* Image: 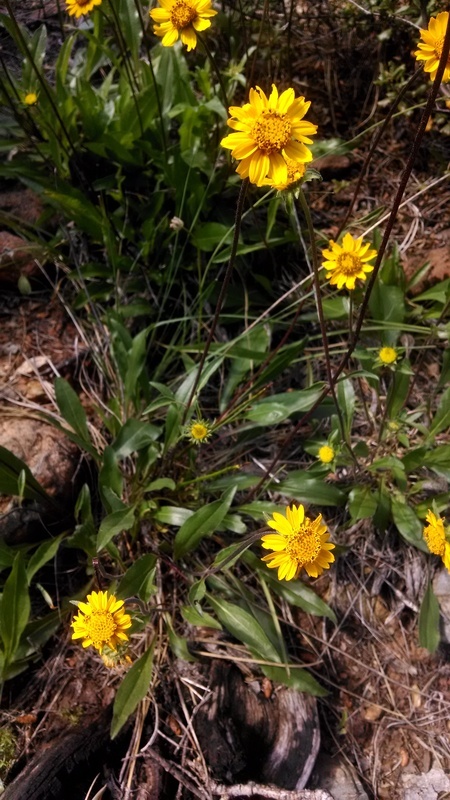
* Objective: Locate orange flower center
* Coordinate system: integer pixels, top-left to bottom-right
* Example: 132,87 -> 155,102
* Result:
379,347 -> 397,365
336,252 -> 362,276
191,423 -> 208,440
424,523 -> 445,556
251,110 -> 292,153
434,36 -> 450,66
286,521 -> 321,564
76,0 -> 91,6
84,611 -> 117,648
286,159 -> 305,183
170,1 -> 196,29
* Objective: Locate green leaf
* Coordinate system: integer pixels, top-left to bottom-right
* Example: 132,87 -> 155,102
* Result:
181,605 -> 222,630
0,540 -> 15,571
207,596 -> 281,662
212,537 -> 257,571
124,328 -> 149,411
112,420 -> 160,458
220,325 -> 271,411
207,595 -> 326,694
97,507 -> 136,551
116,555 -> 157,602
191,222 -> 233,252
391,494 -> 428,552
418,583 -> 440,654
145,478 -> 176,492
99,446 -> 123,508
260,663 -> 327,696
336,377 -> 355,438
348,487 -> 378,521
174,487 -> 236,559
26,535 -> 64,583
163,403 -> 183,453
188,579 -> 206,604
415,278 -> 450,303
428,386 -> 450,441
0,553 -> 31,668
277,473 -> 346,506
44,185 -> 104,240
154,506 -> 193,527
0,445 -> 53,505
368,283 -> 405,345
423,445 -> 450,480
386,367 -> 411,419
246,385 -> 325,425
243,552 -> 336,622
54,377 -> 90,444
165,616 -> 197,662
111,642 -> 155,739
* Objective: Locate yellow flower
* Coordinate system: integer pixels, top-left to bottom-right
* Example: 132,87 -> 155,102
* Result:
184,418 -> 213,445
264,158 -> 306,191
322,232 -> 377,291
24,92 -> 38,106
71,590 -> 132,653
379,346 -> 397,365
261,504 -> 335,581
221,84 -> 317,187
65,0 -> 102,17
423,510 -> 450,571
149,0 -> 217,52
318,445 -> 335,464
415,12 -> 450,84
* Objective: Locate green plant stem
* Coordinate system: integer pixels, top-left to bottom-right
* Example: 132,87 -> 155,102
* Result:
131,0 -> 168,159
296,189 -> 357,465
182,178 -> 249,423
214,300 -> 304,426
101,5 -> 144,137
197,33 -> 229,110
243,24 -> 450,502
3,0 -> 76,156
376,371 -> 391,445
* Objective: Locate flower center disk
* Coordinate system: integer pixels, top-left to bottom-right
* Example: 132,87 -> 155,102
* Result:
286,522 -> 321,564
336,252 -> 362,276
86,611 -> 117,647
251,111 -> 292,154
170,1 -> 196,29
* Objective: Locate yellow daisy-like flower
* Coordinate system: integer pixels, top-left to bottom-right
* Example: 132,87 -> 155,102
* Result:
24,92 -> 38,106
415,12 -> 450,84
149,0 -> 217,52
221,84 -> 317,188
71,590 -> 132,653
318,445 -> 335,464
184,418 -> 213,445
264,158 -> 306,191
322,232 -> 377,291
261,504 -> 335,581
65,0 -> 102,17
379,346 -> 397,365
423,510 -> 450,571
